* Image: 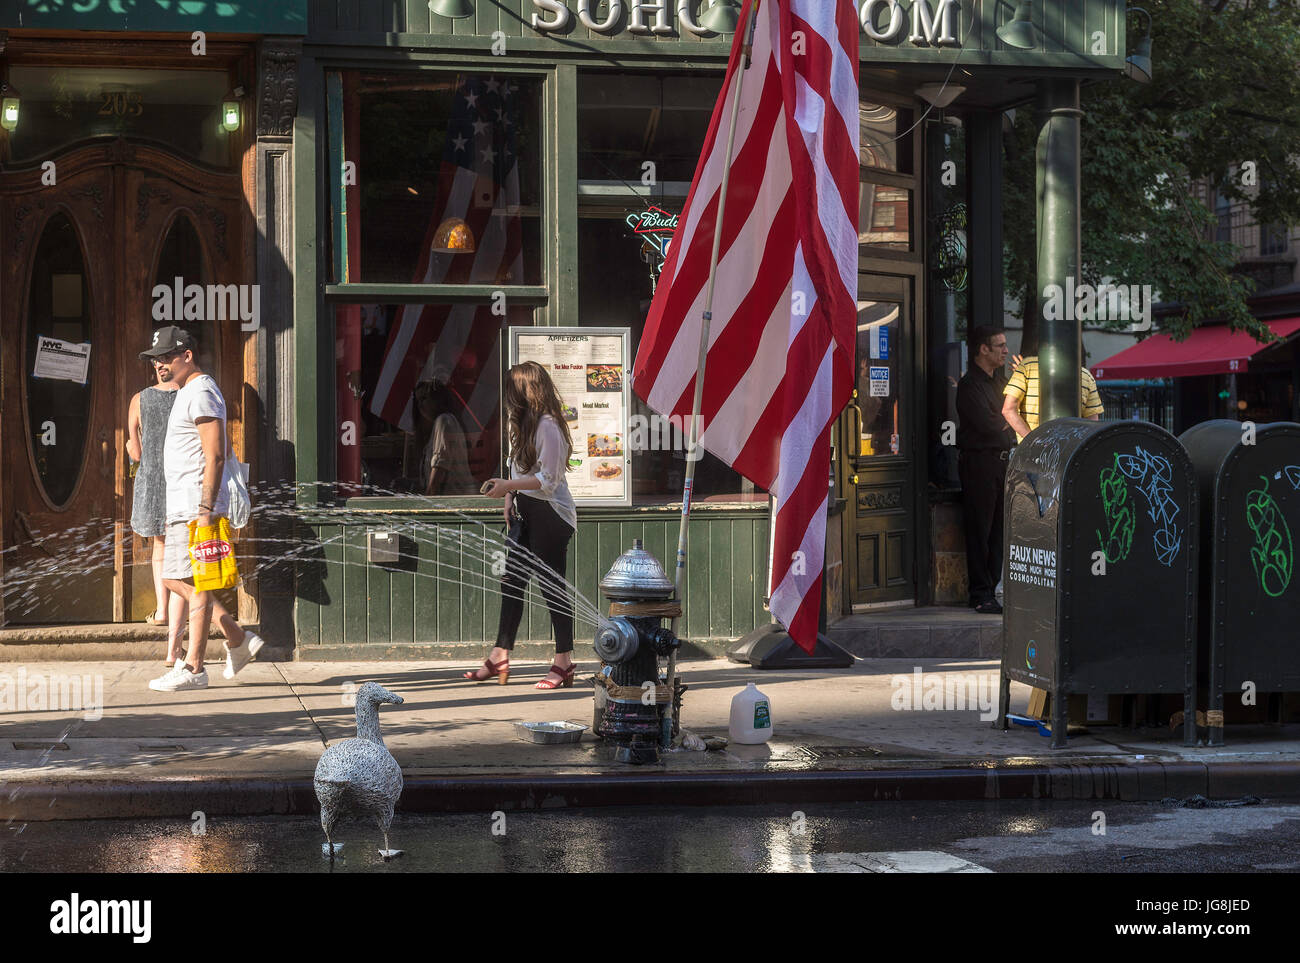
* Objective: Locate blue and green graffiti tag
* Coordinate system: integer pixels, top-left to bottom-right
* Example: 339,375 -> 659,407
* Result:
1116,447 -> 1183,566
1246,475 -> 1293,598
1097,454 -> 1136,563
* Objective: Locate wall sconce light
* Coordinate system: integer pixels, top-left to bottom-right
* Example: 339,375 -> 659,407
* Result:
0,83 -> 20,132
1126,7 -> 1153,84
996,0 -> 1039,51
221,86 -> 245,132
428,0 -> 474,19
916,83 -> 965,109
432,217 -> 477,254
700,0 -> 741,34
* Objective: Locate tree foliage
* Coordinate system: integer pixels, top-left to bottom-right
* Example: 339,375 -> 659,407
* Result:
1003,0 -> 1300,351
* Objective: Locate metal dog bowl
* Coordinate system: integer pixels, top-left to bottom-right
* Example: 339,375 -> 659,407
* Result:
514,721 -> 588,745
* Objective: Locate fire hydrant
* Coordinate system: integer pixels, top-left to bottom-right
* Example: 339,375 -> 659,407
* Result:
591,540 -> 684,765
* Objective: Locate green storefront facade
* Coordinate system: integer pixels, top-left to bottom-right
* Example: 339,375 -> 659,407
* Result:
0,1 -> 1130,653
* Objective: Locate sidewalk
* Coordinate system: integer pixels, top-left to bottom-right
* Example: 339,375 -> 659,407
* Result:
3,656 -> 1300,819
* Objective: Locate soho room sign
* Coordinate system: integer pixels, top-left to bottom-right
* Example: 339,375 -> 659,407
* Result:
528,0 -> 962,46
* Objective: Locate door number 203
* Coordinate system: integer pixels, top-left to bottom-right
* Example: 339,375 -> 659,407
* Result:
99,91 -> 144,117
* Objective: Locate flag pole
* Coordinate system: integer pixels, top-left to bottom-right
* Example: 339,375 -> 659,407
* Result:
665,0 -> 760,739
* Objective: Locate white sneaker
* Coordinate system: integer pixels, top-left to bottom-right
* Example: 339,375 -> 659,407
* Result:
223,632 -> 265,680
149,664 -> 184,690
149,663 -> 208,692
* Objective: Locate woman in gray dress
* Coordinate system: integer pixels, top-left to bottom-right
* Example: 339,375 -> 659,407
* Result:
128,362 -> 186,661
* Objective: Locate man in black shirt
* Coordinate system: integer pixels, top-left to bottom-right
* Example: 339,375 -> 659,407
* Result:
956,326 -> 1015,614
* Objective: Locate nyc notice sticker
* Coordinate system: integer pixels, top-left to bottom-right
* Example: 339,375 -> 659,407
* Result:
33,337 -> 91,384
869,366 -> 890,397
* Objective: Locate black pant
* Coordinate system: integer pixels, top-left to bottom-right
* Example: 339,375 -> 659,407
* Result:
495,492 -> 575,654
959,449 -> 1007,605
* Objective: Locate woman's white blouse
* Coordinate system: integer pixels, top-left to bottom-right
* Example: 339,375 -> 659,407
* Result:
510,414 -> 577,530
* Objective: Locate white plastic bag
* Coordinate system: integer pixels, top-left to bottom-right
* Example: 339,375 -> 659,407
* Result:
225,447 -> 251,530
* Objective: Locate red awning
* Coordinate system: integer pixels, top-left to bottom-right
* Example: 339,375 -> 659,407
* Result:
1092,318 -> 1300,380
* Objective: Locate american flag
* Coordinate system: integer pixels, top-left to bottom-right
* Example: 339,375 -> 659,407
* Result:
369,75 -> 524,481
631,0 -> 859,652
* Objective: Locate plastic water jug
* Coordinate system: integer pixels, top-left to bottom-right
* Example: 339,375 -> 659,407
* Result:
729,682 -> 773,744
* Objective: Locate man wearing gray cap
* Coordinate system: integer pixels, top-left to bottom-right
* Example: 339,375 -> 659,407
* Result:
140,326 -> 266,693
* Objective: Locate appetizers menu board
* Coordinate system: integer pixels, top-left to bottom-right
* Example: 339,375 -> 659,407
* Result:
509,327 -> 631,506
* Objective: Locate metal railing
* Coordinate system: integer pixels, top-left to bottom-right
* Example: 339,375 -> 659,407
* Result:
1215,202 -> 1292,259
1097,383 -> 1175,433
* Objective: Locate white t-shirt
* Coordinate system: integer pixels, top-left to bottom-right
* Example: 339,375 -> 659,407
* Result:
164,374 -> 230,523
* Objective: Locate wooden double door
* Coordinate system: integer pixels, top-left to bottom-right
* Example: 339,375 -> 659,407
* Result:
0,139 -> 249,623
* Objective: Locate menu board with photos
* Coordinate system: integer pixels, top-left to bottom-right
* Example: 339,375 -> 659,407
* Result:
508,327 -> 631,506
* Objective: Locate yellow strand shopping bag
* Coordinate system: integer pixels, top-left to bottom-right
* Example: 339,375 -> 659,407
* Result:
188,517 -> 239,591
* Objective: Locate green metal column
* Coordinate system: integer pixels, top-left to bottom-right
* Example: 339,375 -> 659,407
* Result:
1034,78 -> 1082,425
550,64 -> 579,327
294,57 -> 321,508
968,111 -> 1003,331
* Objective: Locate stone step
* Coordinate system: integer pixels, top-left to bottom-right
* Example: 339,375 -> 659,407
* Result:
0,622 -> 290,663
827,607 -> 1002,659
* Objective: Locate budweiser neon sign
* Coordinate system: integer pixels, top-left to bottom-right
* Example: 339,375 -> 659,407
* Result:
631,207 -> 679,237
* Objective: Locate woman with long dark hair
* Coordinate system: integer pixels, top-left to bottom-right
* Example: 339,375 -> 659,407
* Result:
467,361 -> 578,689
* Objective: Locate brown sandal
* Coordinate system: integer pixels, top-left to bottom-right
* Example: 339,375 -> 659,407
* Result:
145,613 -> 168,626
534,663 -> 575,690
464,657 -> 510,685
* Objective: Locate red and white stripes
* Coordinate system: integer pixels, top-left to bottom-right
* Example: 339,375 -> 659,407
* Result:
632,0 -> 859,651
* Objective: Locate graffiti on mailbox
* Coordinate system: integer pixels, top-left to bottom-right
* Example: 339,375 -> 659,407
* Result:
1095,447 -> 1183,566
1283,465 -> 1300,491
1097,456 -> 1136,563
1246,475 -> 1294,598
1114,447 -> 1183,566
1018,422 -> 1094,517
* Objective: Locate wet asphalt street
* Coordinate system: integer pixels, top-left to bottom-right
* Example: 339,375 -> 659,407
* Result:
3,798 -> 1300,873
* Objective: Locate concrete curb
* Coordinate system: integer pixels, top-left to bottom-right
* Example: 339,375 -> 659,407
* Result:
6,761 -> 1300,821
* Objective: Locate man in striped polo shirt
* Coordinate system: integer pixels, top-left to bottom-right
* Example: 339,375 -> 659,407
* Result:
1001,357 -> 1104,442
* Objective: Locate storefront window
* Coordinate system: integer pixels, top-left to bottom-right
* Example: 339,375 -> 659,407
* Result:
577,70 -> 760,504
859,182 -> 912,250
334,302 -> 533,498
858,96 -> 915,253
577,217 -> 763,504
859,102 -> 913,174
577,72 -> 721,185
855,299 -> 904,457
5,66 -> 234,167
329,71 -> 543,285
